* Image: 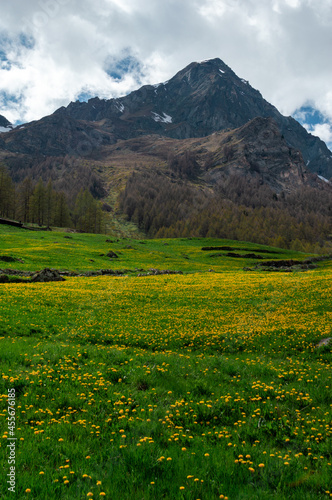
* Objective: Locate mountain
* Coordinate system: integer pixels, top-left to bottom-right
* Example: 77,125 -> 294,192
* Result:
62,58 -> 332,178
2,59 -> 332,249
201,116 -> 315,193
1,58 -> 332,179
103,116 -> 314,193
0,109 -> 114,157
0,114 -> 12,133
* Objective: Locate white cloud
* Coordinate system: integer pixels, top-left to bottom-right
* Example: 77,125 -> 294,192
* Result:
0,0 -> 331,150
304,123 -> 332,146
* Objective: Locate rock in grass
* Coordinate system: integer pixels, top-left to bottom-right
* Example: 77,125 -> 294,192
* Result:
107,250 -> 118,258
30,268 -> 65,282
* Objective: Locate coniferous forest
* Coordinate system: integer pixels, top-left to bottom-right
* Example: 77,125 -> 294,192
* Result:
119,169 -> 332,253
0,163 -> 105,233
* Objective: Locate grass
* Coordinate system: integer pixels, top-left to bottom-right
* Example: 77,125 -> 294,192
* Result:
0,224 -> 310,273
0,225 -> 331,499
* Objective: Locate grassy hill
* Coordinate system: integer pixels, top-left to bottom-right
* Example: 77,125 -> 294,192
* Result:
0,224 -> 314,273
0,226 -> 331,499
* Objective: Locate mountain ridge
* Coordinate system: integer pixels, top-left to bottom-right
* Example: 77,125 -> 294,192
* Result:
62,57 -> 332,178
0,57 -> 332,196
2,58 -> 331,180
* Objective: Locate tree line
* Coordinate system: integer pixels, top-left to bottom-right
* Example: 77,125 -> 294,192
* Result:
0,164 -> 106,233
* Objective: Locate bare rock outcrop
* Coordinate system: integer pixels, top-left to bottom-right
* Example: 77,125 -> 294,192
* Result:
30,268 -> 65,282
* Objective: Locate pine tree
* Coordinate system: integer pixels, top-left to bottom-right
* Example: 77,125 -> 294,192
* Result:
74,188 -> 105,233
45,179 -> 55,228
54,192 -> 72,228
30,178 -> 46,225
0,164 -> 16,219
17,177 -> 34,223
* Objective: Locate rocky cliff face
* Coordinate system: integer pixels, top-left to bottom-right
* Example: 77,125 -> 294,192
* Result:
202,117 -> 314,193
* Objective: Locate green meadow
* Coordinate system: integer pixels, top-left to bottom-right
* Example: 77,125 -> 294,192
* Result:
0,225 -> 331,499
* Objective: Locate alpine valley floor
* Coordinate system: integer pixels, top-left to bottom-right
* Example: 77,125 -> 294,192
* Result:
0,226 -> 331,499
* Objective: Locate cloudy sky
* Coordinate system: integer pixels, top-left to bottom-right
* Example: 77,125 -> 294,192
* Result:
0,0 -> 332,148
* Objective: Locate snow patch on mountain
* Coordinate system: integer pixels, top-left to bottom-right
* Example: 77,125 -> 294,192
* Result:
151,112 -> 172,124
0,126 -> 11,133
115,102 -> 124,113
318,175 -> 330,183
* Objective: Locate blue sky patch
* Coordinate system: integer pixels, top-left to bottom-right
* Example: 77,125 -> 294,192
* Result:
293,105 -> 332,150
76,91 -> 98,102
105,54 -> 142,81
293,105 -> 327,127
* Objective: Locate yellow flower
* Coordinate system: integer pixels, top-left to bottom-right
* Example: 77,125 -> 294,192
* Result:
258,463 -> 265,468
100,494 -> 106,497
204,453 -> 209,457
25,489 -> 31,493
180,486 -> 185,490
39,471 -> 44,475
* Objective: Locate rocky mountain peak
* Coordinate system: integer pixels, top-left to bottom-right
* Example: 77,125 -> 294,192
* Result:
168,58 -> 233,86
